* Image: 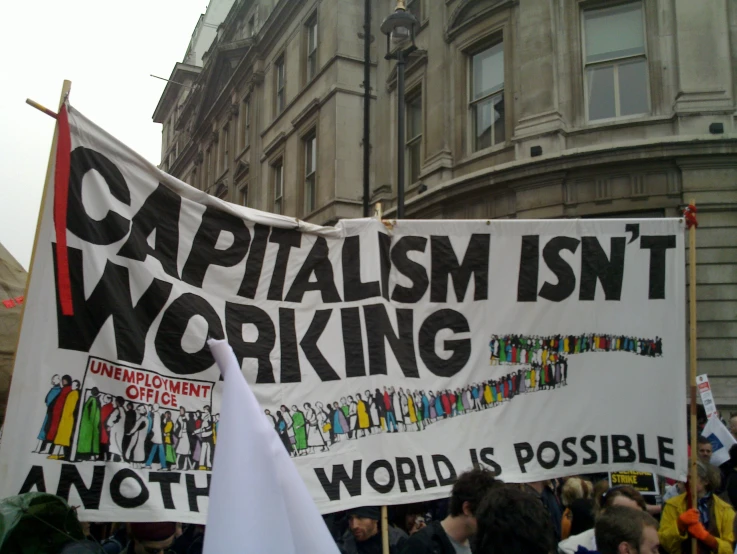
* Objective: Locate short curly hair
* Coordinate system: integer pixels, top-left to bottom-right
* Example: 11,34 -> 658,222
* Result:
448,468 -> 502,517
472,484 -> 555,554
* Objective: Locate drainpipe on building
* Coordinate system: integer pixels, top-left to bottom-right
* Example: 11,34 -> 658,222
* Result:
362,0 -> 371,217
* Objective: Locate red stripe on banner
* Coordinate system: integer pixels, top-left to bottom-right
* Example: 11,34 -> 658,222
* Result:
54,104 -> 73,316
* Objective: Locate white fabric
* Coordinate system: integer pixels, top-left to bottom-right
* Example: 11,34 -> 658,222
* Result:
702,416 -> 737,466
203,339 -> 339,554
558,528 -> 596,554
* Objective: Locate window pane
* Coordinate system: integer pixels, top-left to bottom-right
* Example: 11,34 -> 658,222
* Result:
492,93 -> 505,143
472,42 -> 504,101
407,95 -> 422,140
408,141 -> 421,184
407,0 -> 421,21
585,3 -> 644,63
619,58 -> 648,116
587,65 -> 616,120
473,99 -> 492,151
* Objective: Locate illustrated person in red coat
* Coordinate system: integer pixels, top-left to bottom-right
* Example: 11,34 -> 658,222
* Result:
99,394 -> 114,461
45,375 -> 72,443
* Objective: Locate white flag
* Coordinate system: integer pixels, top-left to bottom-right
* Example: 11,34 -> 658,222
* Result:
203,339 -> 340,554
701,416 -> 737,467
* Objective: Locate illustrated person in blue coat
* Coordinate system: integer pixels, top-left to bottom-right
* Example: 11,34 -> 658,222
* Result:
34,374 -> 61,454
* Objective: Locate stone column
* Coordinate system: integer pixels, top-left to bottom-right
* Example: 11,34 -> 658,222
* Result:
673,0 -> 734,117
513,0 -> 565,157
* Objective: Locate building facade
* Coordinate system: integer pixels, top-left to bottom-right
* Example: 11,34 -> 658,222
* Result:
154,0 -> 737,407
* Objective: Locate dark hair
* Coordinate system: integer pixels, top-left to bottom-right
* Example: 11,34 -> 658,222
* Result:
569,498 -> 595,536
473,484 -> 555,554
448,468 -> 502,517
598,485 -> 647,512
595,506 -> 657,554
697,435 -> 712,446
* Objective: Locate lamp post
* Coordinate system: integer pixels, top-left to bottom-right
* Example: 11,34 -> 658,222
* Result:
381,0 -> 419,219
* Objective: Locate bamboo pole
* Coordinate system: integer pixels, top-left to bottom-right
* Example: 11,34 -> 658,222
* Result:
688,199 -> 698,554
7,81 -> 72,388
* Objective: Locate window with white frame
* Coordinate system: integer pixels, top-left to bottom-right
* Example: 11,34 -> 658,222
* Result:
306,14 -> 318,82
275,55 -> 286,114
304,132 -> 317,214
239,97 -> 250,151
470,41 -> 505,151
583,2 -> 648,121
406,92 -> 422,184
273,160 -> 284,214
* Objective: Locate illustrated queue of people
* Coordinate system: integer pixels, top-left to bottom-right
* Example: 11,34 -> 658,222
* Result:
263,362 -> 568,458
34,374 -> 218,471
489,333 -> 663,366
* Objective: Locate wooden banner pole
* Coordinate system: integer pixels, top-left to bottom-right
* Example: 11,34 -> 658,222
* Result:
372,200 -> 390,554
381,505 -> 390,554
0,80 -> 73,425
688,199 -> 698,554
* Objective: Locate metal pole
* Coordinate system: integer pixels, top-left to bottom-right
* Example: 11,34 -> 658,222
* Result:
362,0 -> 371,217
396,48 -> 406,219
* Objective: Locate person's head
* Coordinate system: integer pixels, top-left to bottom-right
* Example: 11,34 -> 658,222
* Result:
126,402 -> 133,411
128,522 -> 177,554
137,405 -> 146,415
693,459 -> 721,498
569,498 -> 596,537
280,405 -> 288,413
115,395 -> 124,407
291,405 -> 298,412
595,506 -> 659,554
164,411 -> 171,422
62,375 -> 72,387
51,374 -> 60,385
304,402 -> 311,410
179,406 -> 186,416
697,435 -> 713,462
204,405 -> 211,414
347,506 -> 380,542
340,397 -> 346,405
598,486 -> 647,514
473,484 -> 555,554
561,477 -> 594,507
333,402 -> 339,408
447,468 -> 503,537
90,387 -> 99,397
264,409 -> 271,416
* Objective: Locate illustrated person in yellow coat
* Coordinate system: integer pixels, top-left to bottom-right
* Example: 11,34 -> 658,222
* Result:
356,393 -> 370,438
48,380 -> 80,461
659,460 -> 735,554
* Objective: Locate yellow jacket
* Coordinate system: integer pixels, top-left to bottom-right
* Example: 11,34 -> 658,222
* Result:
659,493 -> 735,554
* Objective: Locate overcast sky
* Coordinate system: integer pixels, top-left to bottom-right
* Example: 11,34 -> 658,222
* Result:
0,1 -> 208,269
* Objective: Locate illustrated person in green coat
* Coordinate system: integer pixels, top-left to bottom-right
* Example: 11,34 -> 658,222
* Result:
291,405 -> 308,454
76,387 -> 101,460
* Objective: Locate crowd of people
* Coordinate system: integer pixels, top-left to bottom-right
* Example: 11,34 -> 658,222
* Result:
33,375 -> 219,471
13,398 -> 737,554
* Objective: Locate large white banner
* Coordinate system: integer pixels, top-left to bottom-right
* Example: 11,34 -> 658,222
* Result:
0,105 -> 687,522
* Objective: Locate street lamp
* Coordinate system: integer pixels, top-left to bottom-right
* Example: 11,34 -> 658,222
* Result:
381,0 -> 419,219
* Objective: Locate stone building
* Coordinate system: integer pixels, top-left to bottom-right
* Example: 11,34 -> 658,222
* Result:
154,0 -> 737,407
